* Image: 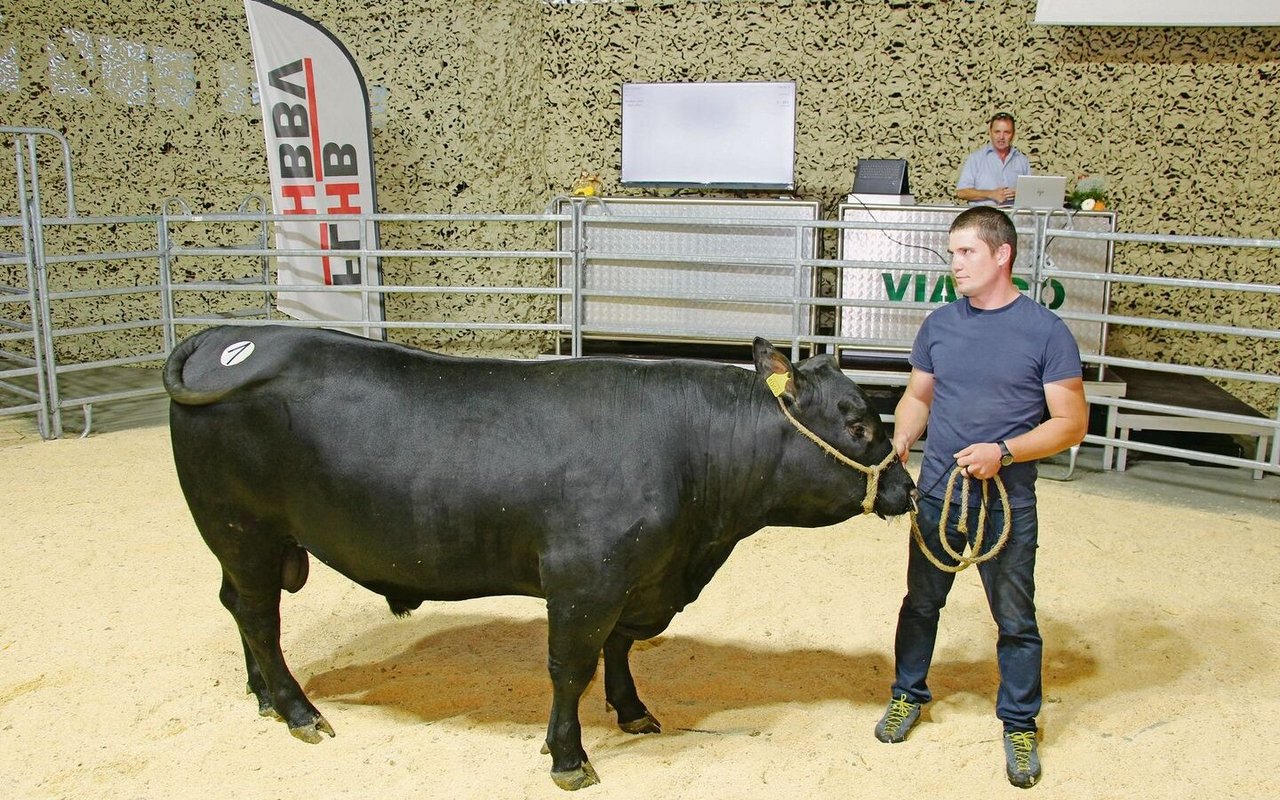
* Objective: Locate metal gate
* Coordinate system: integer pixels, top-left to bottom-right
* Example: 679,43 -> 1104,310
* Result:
0,126 -> 81,439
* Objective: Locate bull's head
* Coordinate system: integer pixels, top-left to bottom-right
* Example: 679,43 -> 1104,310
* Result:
753,338 -> 916,519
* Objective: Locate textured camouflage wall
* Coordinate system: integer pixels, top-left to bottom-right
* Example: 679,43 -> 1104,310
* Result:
2,1 -> 1276,404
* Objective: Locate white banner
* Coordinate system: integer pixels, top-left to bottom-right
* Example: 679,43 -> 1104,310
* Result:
244,0 -> 382,331
1035,0 -> 1279,26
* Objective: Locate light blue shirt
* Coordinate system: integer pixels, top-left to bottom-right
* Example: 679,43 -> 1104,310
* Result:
957,144 -> 1031,206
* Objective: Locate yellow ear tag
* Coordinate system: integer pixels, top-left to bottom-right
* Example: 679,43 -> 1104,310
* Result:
766,371 -> 791,398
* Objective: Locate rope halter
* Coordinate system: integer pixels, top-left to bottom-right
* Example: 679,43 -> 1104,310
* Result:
767,371 -> 898,515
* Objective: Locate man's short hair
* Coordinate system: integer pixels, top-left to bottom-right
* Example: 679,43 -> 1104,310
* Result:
950,205 -> 1017,266
989,112 -> 1015,127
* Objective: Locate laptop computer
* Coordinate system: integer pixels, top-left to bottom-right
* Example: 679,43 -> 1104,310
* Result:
1012,175 -> 1067,210
852,158 -> 910,195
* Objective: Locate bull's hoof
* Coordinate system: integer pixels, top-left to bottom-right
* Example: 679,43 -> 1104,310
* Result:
259,705 -> 283,721
550,761 -> 600,791
247,683 -> 277,719
288,714 -> 336,744
619,712 -> 662,735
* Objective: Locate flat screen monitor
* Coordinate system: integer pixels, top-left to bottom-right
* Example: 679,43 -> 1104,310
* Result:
620,81 -> 797,190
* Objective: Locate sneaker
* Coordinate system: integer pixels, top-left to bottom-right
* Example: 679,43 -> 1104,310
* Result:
874,693 -> 922,743
1003,730 -> 1042,788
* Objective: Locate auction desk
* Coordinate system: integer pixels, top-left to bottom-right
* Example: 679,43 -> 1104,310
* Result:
836,203 -> 1116,357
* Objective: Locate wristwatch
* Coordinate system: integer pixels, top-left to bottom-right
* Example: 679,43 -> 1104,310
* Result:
998,441 -> 1015,467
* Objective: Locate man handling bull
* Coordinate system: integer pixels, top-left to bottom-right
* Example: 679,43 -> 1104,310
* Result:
874,205 -> 1088,788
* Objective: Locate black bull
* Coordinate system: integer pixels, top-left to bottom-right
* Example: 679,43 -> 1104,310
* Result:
163,324 -> 915,790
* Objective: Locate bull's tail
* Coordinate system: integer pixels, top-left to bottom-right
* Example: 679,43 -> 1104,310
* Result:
163,327 -> 230,406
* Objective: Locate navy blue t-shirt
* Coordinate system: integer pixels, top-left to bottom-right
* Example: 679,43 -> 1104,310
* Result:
911,294 -> 1082,507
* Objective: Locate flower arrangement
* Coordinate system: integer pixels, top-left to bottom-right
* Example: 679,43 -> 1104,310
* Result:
1068,174 -> 1109,211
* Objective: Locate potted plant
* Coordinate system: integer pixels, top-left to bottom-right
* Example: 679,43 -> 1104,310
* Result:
1067,175 -> 1109,211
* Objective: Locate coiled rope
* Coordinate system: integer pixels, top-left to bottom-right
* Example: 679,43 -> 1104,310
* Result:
910,466 -> 1012,573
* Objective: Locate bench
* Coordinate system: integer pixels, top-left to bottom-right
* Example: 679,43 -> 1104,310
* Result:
1104,366 -> 1275,480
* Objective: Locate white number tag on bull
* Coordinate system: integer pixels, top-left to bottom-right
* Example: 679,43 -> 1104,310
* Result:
162,325 -> 915,791
219,341 -> 255,367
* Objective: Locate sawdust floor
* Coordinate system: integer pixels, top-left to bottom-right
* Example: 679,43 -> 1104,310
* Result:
1,422 -> 1277,799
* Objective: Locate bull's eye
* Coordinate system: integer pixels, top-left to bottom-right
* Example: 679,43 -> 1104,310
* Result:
847,423 -> 866,440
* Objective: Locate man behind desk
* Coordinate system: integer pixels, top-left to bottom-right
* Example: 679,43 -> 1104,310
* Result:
956,112 -> 1030,206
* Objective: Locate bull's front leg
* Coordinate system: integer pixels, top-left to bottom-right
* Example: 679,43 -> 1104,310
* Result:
543,598 -> 618,791
602,630 -> 661,735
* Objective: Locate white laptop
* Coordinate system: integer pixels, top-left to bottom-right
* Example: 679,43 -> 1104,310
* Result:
1012,175 -> 1067,210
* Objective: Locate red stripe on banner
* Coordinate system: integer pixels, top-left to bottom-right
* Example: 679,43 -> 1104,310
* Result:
304,57 -> 323,182
280,184 -> 316,214
319,219 -> 332,284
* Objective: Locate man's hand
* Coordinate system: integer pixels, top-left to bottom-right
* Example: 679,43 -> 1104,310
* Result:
953,442 -> 1003,479
892,433 -> 912,465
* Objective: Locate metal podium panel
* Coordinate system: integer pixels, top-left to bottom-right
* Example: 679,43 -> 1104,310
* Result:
837,204 -> 1114,355
558,197 -> 820,342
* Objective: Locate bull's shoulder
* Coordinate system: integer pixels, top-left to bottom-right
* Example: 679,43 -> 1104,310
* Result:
549,354 -> 754,382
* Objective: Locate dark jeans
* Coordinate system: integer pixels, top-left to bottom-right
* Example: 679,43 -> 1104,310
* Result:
891,493 -> 1042,733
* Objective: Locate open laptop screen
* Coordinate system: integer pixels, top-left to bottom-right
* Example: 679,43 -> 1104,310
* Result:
1013,175 -> 1067,210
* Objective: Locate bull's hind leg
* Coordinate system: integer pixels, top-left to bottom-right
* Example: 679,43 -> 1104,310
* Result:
602,630 -> 661,735
236,626 -> 272,717
235,546 -> 309,717
216,562 -> 334,743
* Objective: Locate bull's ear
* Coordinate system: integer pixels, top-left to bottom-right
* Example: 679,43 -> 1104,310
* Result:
752,337 -> 796,403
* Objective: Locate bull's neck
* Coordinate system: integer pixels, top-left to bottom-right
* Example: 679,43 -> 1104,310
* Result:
683,380 -> 788,543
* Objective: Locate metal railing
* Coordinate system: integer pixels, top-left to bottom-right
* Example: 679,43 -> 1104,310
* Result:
2,140 -> 1276,477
